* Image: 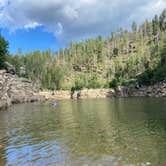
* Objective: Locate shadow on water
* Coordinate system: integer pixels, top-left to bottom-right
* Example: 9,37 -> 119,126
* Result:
0,98 -> 166,165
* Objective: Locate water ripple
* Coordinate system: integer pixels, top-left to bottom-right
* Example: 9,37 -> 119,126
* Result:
0,98 -> 166,166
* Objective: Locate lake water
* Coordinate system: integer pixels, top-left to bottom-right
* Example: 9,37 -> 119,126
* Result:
0,98 -> 166,166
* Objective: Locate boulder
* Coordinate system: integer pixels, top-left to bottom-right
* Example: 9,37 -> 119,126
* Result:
114,80 -> 166,97
0,70 -> 45,110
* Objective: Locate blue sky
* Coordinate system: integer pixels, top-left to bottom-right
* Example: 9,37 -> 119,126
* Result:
1,26 -> 61,53
0,0 -> 166,54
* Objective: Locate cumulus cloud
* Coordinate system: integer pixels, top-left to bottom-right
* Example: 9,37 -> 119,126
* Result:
0,0 -> 165,42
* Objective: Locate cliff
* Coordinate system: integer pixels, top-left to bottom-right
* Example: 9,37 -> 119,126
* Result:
0,70 -> 45,110
115,81 -> 166,97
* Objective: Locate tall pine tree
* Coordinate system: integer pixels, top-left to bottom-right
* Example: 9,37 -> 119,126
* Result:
0,34 -> 8,69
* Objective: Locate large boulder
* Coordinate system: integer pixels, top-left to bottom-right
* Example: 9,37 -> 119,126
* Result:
19,66 -> 26,76
0,93 -> 11,109
0,70 -> 45,110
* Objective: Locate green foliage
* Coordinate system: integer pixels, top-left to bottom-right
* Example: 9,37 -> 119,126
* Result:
74,73 -> 101,90
7,9 -> 166,89
41,63 -> 65,90
0,34 -> 8,69
137,66 -> 166,85
74,74 -> 85,90
113,48 -> 119,56
109,78 -> 118,88
132,21 -> 137,33
159,9 -> 166,31
160,33 -> 166,65
152,15 -> 159,36
87,73 -> 101,89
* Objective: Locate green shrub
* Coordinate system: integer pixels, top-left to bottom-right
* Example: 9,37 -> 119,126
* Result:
109,78 -> 118,88
0,35 -> 8,69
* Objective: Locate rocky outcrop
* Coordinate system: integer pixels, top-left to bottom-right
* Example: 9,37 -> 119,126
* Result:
114,81 -> 166,97
1,69 -> 165,110
0,70 -> 45,110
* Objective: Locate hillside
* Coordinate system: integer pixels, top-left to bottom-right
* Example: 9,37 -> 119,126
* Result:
6,9 -> 166,91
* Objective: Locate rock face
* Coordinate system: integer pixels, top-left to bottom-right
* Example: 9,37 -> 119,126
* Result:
1,69 -> 165,110
114,81 -> 166,97
0,70 -> 45,110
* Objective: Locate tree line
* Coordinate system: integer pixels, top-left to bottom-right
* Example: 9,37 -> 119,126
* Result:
0,9 -> 166,90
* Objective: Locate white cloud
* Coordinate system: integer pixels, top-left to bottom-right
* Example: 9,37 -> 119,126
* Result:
128,0 -> 166,24
24,22 -> 41,29
0,0 -> 165,42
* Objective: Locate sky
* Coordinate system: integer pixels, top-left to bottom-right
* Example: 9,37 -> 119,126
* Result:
0,0 -> 166,54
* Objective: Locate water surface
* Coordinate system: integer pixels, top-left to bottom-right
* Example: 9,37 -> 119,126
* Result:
0,98 -> 166,166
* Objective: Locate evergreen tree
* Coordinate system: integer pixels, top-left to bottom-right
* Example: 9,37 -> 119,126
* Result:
96,35 -> 103,62
0,34 -> 8,69
152,15 -> 159,36
159,9 -> 166,31
146,21 -> 153,37
160,34 -> 166,65
132,21 -> 137,33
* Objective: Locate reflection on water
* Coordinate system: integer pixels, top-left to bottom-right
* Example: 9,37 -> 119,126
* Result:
0,98 -> 166,166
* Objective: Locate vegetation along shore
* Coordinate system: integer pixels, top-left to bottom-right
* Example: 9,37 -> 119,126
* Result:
0,9 -> 166,109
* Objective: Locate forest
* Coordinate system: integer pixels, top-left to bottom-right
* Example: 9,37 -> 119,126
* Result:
1,9 -> 166,90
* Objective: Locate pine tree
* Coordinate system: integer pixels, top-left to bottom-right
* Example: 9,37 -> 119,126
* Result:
160,34 -> 166,65
159,9 -> 166,32
96,35 -> 103,62
152,15 -> 160,43
132,21 -> 137,33
152,15 -> 159,36
0,34 -> 8,69
146,21 -> 153,37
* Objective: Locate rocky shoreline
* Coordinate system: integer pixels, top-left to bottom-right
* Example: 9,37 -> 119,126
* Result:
115,81 -> 166,97
1,70 -> 166,110
39,88 -> 114,100
0,70 -> 45,110
40,80 -> 166,100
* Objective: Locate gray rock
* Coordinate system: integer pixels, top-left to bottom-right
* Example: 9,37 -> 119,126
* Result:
0,70 -> 45,110
113,80 -> 166,97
